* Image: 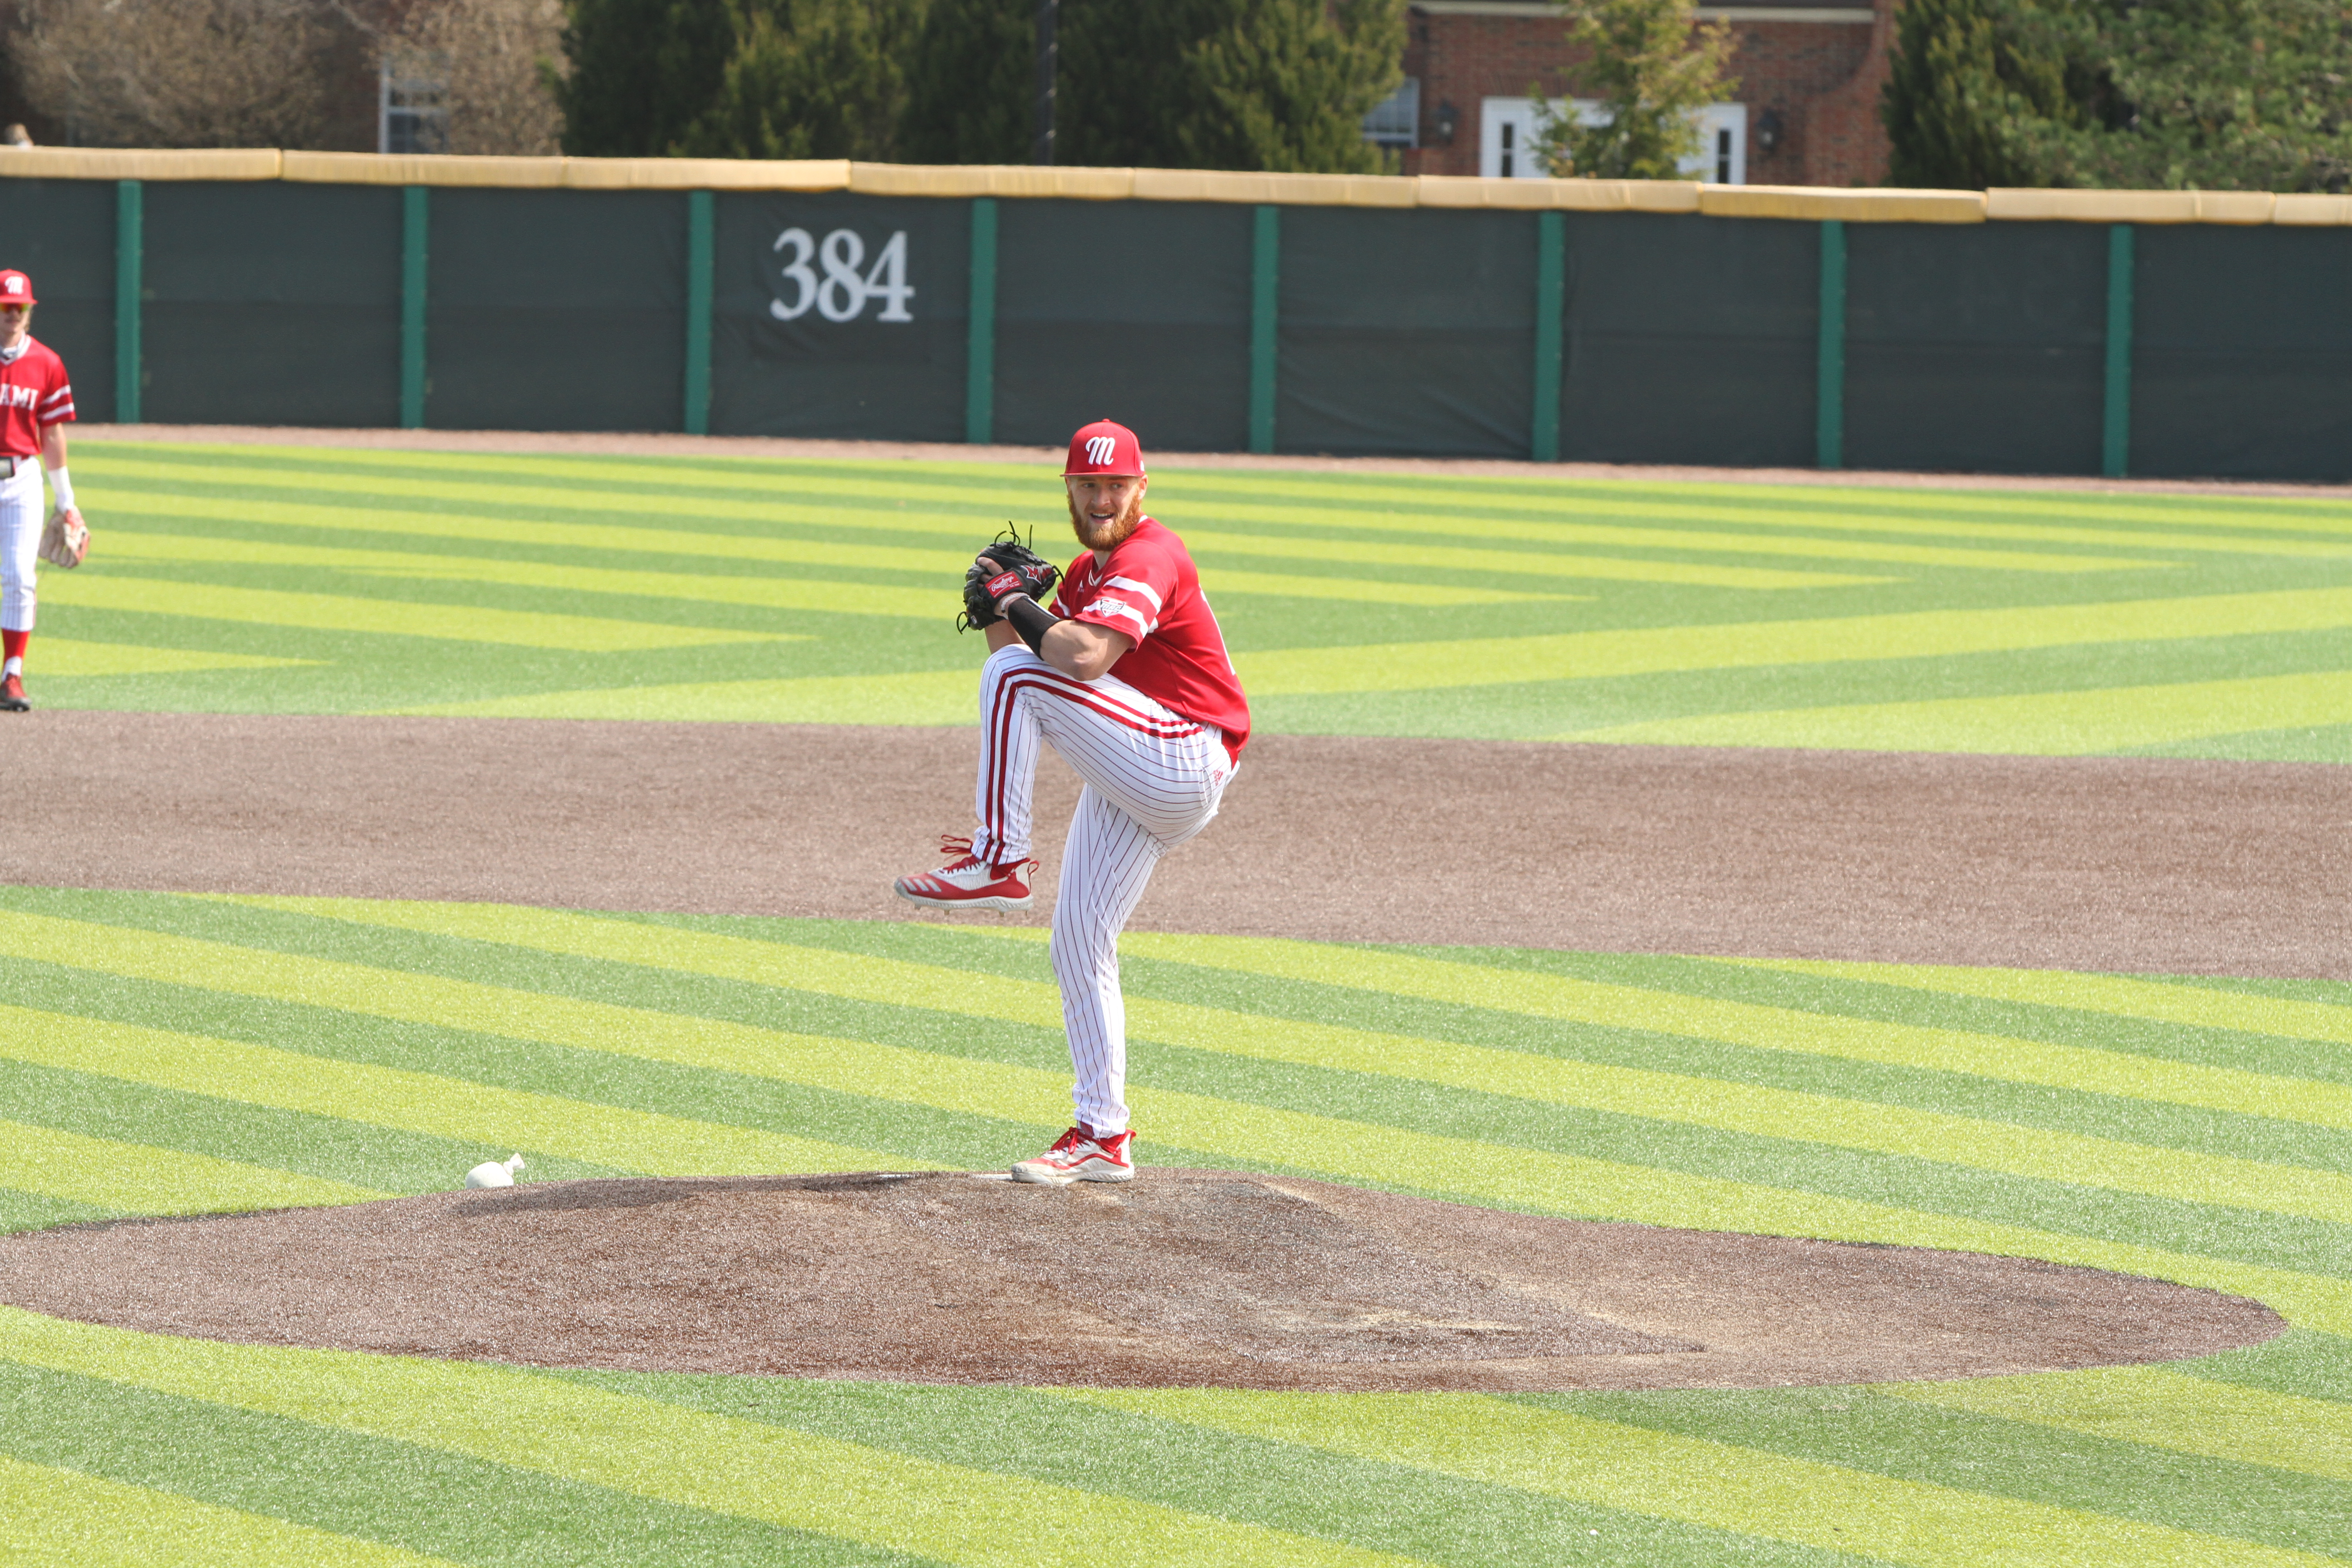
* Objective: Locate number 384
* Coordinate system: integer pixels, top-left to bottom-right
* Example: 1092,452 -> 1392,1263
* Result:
770,228 -> 915,323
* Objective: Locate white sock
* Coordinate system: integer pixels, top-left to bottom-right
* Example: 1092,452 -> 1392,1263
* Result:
3,657 -> 20,677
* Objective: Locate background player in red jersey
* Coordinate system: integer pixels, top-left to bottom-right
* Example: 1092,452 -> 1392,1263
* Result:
896,419 -> 1250,1186
0,268 -> 81,711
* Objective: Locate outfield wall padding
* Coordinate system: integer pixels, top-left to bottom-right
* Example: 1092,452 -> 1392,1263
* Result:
3,158 -> 2348,480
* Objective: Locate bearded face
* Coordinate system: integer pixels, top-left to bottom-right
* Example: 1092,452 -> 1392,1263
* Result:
1067,475 -> 1147,553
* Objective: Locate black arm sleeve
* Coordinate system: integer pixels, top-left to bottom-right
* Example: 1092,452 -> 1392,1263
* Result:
1004,594 -> 1057,656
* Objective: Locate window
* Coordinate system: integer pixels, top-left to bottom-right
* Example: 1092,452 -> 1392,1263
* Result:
379,53 -> 450,156
1479,98 -> 1748,183
1362,77 -> 1421,150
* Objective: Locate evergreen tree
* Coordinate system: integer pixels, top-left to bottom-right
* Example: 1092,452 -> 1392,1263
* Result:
675,0 -> 926,158
897,0 -> 1030,163
1168,0 -> 1405,172
1879,0 -> 2088,187
1529,0 -> 1738,180
1883,0 -> 2352,191
555,0 -> 738,156
902,0 -> 1405,171
2032,0 -> 2352,190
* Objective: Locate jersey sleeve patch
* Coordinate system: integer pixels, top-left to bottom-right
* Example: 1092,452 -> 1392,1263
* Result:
1081,596 -> 1155,637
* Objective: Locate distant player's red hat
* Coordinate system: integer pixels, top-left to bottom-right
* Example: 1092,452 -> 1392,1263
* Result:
0,270 -> 34,305
1063,419 -> 1145,478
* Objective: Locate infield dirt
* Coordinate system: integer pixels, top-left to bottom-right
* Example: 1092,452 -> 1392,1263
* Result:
0,1171 -> 2285,1391
4,710 -> 2342,977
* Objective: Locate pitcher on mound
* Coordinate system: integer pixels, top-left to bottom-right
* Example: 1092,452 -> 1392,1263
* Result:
895,420 -> 1250,1186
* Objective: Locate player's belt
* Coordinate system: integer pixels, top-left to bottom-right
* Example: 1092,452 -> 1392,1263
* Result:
0,457 -> 16,478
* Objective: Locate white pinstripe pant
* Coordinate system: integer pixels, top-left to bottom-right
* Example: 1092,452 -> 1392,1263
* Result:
0,461 -> 43,631
970,643 -> 1236,1136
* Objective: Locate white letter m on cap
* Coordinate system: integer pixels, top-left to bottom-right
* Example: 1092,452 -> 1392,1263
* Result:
1085,435 -> 1116,466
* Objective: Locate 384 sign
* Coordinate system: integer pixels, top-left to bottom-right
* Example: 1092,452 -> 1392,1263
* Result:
770,227 -> 915,323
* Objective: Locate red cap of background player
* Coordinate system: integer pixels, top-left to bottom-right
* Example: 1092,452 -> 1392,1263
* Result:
0,271 -> 34,306
1063,419 -> 1145,478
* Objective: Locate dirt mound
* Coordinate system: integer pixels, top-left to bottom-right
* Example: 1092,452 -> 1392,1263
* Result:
0,1171 -> 2281,1391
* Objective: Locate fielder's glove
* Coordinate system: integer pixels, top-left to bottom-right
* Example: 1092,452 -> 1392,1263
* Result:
958,526 -> 1060,632
38,506 -> 87,569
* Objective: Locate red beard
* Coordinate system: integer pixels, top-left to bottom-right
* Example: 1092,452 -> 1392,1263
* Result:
1069,490 -> 1145,552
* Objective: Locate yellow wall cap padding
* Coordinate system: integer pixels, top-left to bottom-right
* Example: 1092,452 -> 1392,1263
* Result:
2274,193 -> 2352,226
0,147 -> 281,181
282,152 -> 564,187
848,163 -> 1136,199
563,157 -> 850,191
1701,184 -> 1986,222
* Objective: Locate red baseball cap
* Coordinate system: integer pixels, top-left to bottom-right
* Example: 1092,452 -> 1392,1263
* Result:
0,270 -> 34,306
1064,419 -> 1145,478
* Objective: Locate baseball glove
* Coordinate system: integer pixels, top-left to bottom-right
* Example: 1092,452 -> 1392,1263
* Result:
958,526 -> 1060,632
38,506 -> 87,569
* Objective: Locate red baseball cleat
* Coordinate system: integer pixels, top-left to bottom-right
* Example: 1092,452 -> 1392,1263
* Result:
0,673 -> 27,712
893,835 -> 1037,911
1010,1127 -> 1135,1185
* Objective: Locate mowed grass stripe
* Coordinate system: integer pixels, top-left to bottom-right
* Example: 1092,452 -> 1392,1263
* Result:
1102,931 -> 2352,1131
1181,499 -> 2173,572
0,1118 -> 383,1215
1054,1390 -> 2335,1568
124,902 -> 2347,1324
0,1361 -> 948,1568
44,574 -> 778,652
226,898 -> 2352,1224
1233,586 -> 2352,696
1735,960 -> 2352,1047
1178,526 -> 1882,588
103,528 -> 945,619
0,1047 -> 589,1200
571,1372 -> 1884,1568
1164,468 -> 2352,541
0,1310 -> 1436,1568
1553,670 -> 2352,754
102,486 -> 1584,608
95,444 -> 2352,544
1879,1369 -> 2352,1482
1523,1385 -> 2352,1558
392,669 -> 986,724
1170,476 -> 2352,559
37,638 -> 314,676
0,1453 -> 471,1568
0,1004 -> 900,1179
106,515 -> 1567,612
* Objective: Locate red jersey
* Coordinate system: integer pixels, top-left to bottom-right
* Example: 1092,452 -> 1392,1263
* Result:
1054,516 -> 1251,759
0,336 -> 73,459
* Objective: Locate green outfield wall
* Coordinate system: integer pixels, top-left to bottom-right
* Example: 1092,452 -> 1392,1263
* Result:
0,150 -> 2346,480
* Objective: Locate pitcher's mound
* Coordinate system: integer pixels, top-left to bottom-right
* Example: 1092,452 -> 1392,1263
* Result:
0,1171 -> 2281,1391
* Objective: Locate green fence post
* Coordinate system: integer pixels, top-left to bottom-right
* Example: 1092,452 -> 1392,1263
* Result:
113,180 -> 141,425
1249,205 -> 1279,455
1530,211 -> 1564,463
1816,218 -> 1845,470
2102,223 -> 2134,480
965,197 -> 997,445
683,190 -> 714,436
400,186 -> 428,430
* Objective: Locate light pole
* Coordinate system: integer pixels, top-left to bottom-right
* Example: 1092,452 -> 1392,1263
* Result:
1032,0 -> 1058,165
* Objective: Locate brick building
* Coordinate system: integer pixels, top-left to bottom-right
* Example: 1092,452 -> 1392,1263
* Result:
1380,0 -> 1895,188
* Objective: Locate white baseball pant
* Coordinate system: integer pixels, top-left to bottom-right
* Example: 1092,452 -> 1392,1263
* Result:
0,460 -> 41,631
969,642 -> 1236,1136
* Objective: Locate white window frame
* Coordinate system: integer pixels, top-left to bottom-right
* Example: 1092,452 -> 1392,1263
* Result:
378,54 -> 451,157
1480,98 -> 1747,183
1362,77 -> 1421,150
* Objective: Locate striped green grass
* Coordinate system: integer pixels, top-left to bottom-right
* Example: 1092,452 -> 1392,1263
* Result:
41,441 -> 2352,760
4,886 -> 2349,1565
